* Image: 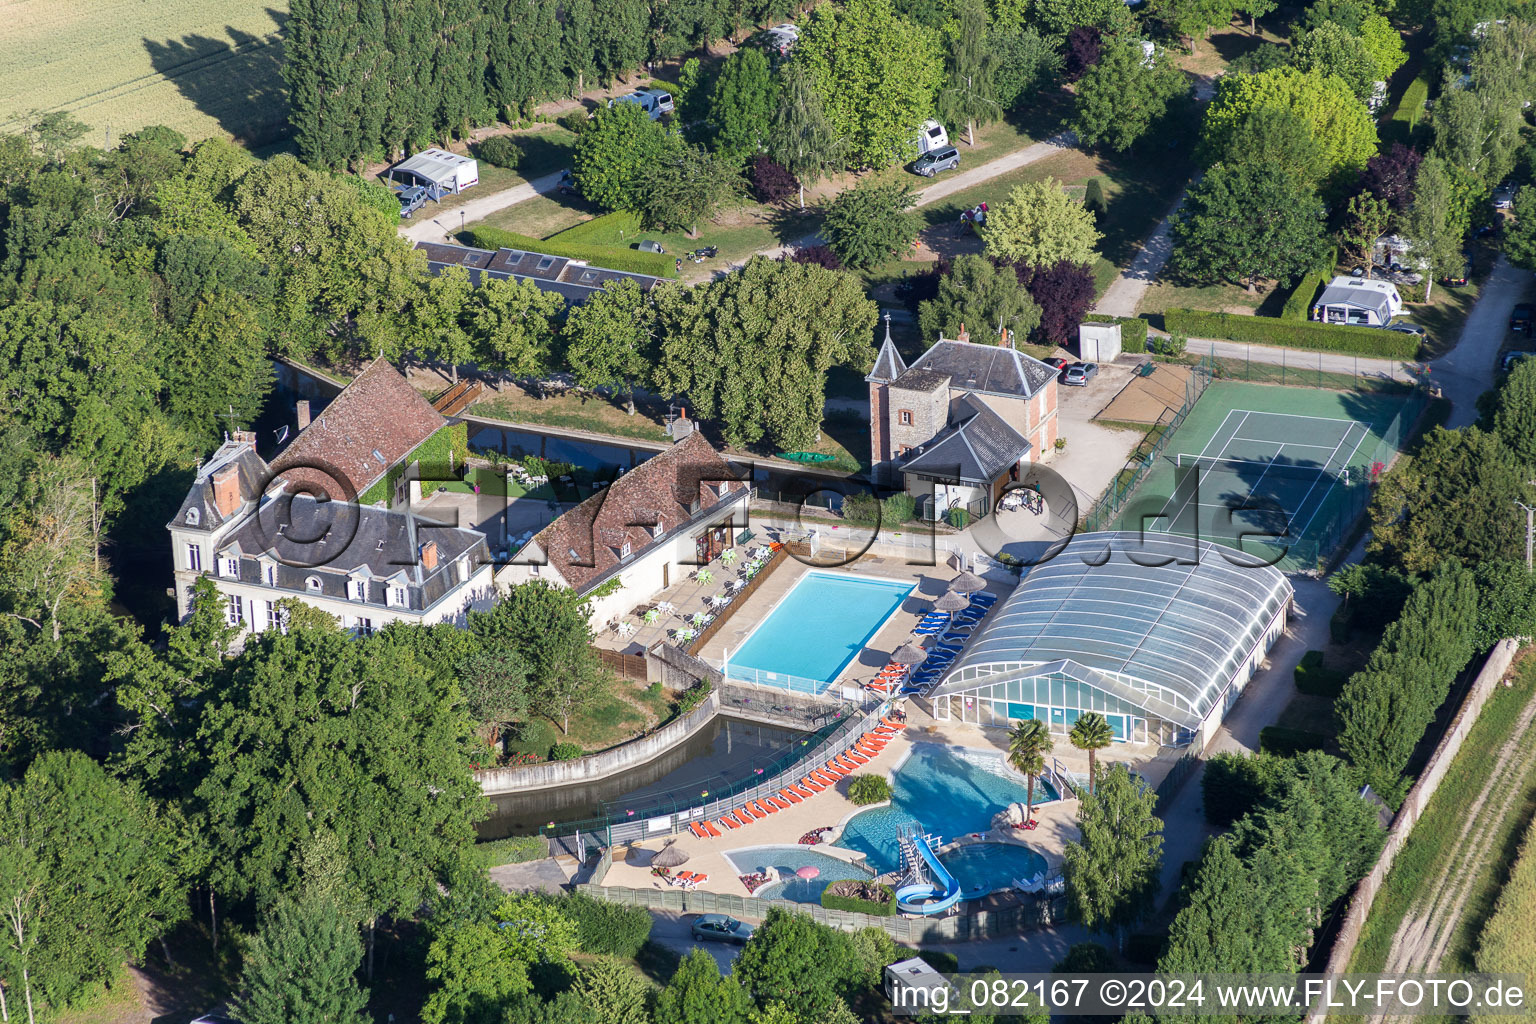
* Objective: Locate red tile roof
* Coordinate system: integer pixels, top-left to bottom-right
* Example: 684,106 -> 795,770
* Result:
538,431 -> 740,591
271,357 -> 446,499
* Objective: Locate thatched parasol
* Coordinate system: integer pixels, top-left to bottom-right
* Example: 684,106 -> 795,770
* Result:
653,842 -> 690,868
933,590 -> 970,612
948,570 -> 987,594
891,641 -> 931,666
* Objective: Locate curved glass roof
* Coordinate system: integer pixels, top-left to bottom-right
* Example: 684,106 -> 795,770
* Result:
933,532 -> 1293,722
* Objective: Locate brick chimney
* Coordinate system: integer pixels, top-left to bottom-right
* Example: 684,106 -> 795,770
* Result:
296,400 -> 311,432
420,541 -> 438,571
957,322 -> 970,344
999,327 -> 1012,349
211,465 -> 241,517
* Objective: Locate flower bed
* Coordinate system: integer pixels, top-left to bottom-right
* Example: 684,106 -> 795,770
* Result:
799,827 -> 834,846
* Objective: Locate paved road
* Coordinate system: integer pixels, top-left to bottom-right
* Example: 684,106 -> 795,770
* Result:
399,170 -> 566,244
1094,194 -> 1183,318
1190,336 -> 1411,381
1430,254 -> 1526,427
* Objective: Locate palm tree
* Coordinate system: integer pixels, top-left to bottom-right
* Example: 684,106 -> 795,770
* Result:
1007,719 -> 1053,821
1069,713 -> 1114,794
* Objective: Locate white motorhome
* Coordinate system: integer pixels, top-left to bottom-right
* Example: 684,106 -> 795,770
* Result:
1311,276 -> 1404,327
914,119 -> 949,155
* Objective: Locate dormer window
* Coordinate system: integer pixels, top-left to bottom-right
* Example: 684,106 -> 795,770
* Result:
652,520 -> 665,539
185,508 -> 200,526
306,576 -> 322,594
221,556 -> 239,578
263,562 -> 277,587
620,540 -> 632,558
386,586 -> 407,608
348,578 -> 366,602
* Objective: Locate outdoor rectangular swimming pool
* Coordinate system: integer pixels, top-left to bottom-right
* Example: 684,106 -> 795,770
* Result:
727,572 -> 914,693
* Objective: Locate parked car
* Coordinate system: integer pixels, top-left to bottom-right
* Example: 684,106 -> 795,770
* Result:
1494,182 -> 1517,209
1511,303 -> 1533,332
691,914 -> 753,944
911,146 -> 960,177
611,87 -> 674,120
1382,320 -> 1426,337
1046,357 -> 1071,376
1063,363 -> 1099,386
397,185 -> 427,217
1504,350 -> 1536,372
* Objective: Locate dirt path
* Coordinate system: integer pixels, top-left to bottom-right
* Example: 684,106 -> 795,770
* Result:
1379,687 -> 1536,983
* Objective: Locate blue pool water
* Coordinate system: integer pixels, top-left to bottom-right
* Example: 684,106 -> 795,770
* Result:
723,845 -> 875,903
729,572 -> 914,689
940,843 -> 1049,899
836,743 -> 1057,877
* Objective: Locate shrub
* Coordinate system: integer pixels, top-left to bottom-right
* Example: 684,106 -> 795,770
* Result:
473,834 -> 547,867
674,681 -> 711,715
1202,751 -> 1293,827
560,891 -> 653,956
841,493 -> 880,524
1084,313 -> 1147,353
788,244 -> 842,270
1294,650 -> 1348,696
1123,933 -> 1165,964
749,155 -> 800,205
465,226 -> 676,278
1161,308 -> 1420,359
1083,177 -> 1107,224
848,774 -> 892,805
1258,725 -> 1329,756
550,742 -> 583,761
946,507 -> 970,529
1281,271 -> 1325,321
1053,942 -> 1115,973
475,135 -> 522,169
883,493 -> 916,524
820,880 -> 896,916
557,110 -> 590,135
1149,331 -> 1187,357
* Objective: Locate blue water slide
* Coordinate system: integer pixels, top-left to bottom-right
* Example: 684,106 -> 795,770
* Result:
895,838 -> 964,915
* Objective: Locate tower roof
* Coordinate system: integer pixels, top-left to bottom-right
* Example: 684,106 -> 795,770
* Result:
865,313 -> 907,384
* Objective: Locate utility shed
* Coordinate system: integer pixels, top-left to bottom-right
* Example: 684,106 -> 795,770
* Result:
884,958 -> 957,1014
389,148 -> 480,197
1078,322 -> 1122,362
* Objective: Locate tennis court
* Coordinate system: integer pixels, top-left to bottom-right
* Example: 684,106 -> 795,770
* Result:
1109,382 -> 1423,570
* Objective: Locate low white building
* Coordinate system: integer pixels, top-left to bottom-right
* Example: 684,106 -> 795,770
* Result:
168,439 -> 495,637
388,148 -> 480,198
496,431 -> 751,630
1312,275 -> 1403,326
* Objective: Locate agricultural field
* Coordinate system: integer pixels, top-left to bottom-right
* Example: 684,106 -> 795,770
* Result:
1,0 -> 289,146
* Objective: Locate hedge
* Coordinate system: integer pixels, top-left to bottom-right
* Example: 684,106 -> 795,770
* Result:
1084,313 -> 1148,354
820,881 -> 897,916
1161,308 -> 1421,359
1281,272 -> 1325,321
473,833 -> 547,867
560,891 -> 653,956
465,225 -> 677,279
1392,75 -> 1432,133
1258,725 -> 1329,756
546,209 -> 644,246
359,421 -> 468,506
1294,649 -> 1348,697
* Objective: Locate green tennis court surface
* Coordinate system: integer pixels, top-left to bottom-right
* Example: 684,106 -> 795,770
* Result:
1110,382 -> 1423,571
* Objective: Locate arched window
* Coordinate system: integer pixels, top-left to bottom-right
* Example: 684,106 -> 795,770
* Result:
305,576 -> 322,594
184,507 -> 200,526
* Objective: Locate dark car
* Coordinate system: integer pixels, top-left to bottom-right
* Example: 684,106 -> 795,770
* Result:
911,146 -> 960,177
1063,363 -> 1099,386
1511,303 -> 1534,332
398,185 -> 427,217
1504,351 -> 1536,372
691,913 -> 753,944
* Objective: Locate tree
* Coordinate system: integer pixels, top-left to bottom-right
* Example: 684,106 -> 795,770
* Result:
1368,426 -> 1531,574
1170,161 -> 1327,291
1292,22 -> 1379,102
641,146 -> 743,236
1071,38 -> 1190,153
0,452 -> 105,642
1063,27 -> 1103,83
1068,712 -> 1114,790
422,922 -> 534,1024
733,908 -> 860,1020
991,29 -> 1064,111
1018,261 -> 1096,346
938,0 -> 1001,146
1339,192 -> 1392,279
1202,67 -> 1378,190
1360,143 -> 1422,212
1472,559 -> 1536,649
1493,357 -> 1536,465
1062,764 -> 1163,948
1236,0 -> 1276,33
709,49 -> 779,163
822,178 -> 920,270
918,254 -> 1042,342
473,582 -> 606,734
573,102 -> 673,212
233,895 -> 370,1024
796,0 -> 945,167
1008,718 -> 1053,820
418,265 -> 475,383
654,948 -> 753,1024
571,956 -> 652,1024
563,279 -> 655,414
651,257 -> 877,449
1360,13 -> 1409,82
748,156 -> 800,206
767,63 -> 843,209
455,640 -> 530,741
1150,0 -> 1238,54
468,276 -> 565,381
1400,155 -> 1468,303
984,178 -> 1101,268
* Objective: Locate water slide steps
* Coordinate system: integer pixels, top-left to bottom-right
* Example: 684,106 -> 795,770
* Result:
894,835 -> 964,915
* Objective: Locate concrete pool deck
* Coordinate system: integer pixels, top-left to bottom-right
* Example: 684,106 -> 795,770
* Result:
604,721 -> 1078,902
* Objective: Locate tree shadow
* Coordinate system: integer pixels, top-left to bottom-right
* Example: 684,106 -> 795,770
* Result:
142,12 -> 290,146
1209,29 -> 1268,65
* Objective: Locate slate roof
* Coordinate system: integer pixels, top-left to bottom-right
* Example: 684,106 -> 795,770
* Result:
890,369 -> 951,393
906,338 -> 1057,399
220,494 -> 488,612
170,440 -> 271,533
866,315 -> 908,384
270,357 -> 446,500
416,242 -> 664,307
899,394 -> 1031,484
529,432 -> 742,591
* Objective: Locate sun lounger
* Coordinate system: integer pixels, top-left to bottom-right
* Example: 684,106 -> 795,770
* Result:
820,762 -> 847,777
792,782 -> 815,797
834,755 -> 859,771
768,796 -> 791,810
801,776 -> 825,791
856,744 -> 881,758
703,820 -> 722,837
689,822 -> 709,839
737,806 -> 756,821
882,717 -> 907,730
844,751 -> 869,764
750,800 -> 774,815
719,815 -> 740,829
779,788 -> 803,804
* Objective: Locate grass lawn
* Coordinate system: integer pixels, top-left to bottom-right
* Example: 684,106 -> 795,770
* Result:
53,971 -> 149,1024
400,125 -> 580,225
1176,23 -> 1289,78
1348,653 -> 1536,976
475,389 -> 673,443
1414,279 -> 1482,359
1138,279 -> 1275,317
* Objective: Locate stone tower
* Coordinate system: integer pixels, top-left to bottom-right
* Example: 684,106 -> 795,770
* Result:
865,313 -> 907,486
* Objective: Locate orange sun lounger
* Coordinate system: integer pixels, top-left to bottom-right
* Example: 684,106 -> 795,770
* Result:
800,777 -> 825,792
702,820 -> 722,837
750,800 -> 774,816
845,751 -> 869,764
719,814 -> 740,829
881,717 -> 907,730
778,788 -> 803,804
821,763 -> 847,777
812,769 -> 839,785
737,806 -> 756,821
689,822 -> 709,839
834,756 -> 859,771
792,783 -> 816,797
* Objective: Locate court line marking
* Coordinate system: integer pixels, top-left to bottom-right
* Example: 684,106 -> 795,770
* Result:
1290,419 -> 1376,542
1284,421 -> 1361,530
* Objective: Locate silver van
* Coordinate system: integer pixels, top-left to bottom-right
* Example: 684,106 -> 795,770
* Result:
912,146 -> 960,177
611,87 -> 675,120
